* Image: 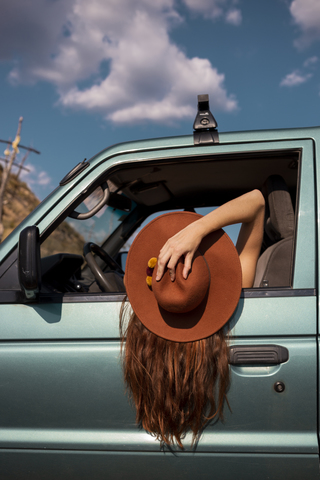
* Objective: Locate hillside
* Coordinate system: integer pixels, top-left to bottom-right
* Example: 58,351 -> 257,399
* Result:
0,167 -> 84,257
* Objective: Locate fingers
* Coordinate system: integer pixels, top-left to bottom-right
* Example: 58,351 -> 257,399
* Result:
182,253 -> 193,279
166,256 -> 180,282
156,246 -> 195,282
156,245 -> 181,282
155,224 -> 201,282
155,244 -> 168,281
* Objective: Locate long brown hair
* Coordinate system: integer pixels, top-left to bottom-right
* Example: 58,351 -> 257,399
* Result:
120,300 -> 230,448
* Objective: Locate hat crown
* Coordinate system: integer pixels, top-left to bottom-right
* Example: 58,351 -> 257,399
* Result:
125,211 -> 242,342
153,252 -> 210,314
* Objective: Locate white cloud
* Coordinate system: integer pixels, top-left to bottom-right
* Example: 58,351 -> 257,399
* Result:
61,21 -> 238,123
181,0 -> 242,24
280,70 -> 312,87
37,171 -> 52,186
303,55 -> 318,67
225,8 -> 242,26
20,163 -> 52,192
182,0 -> 224,19
0,0 -> 75,82
0,0 -> 238,124
289,0 -> 320,49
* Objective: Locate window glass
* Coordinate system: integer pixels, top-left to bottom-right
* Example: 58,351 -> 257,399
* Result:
41,187 -> 131,257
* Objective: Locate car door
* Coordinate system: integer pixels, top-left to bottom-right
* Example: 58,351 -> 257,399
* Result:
0,133 -> 318,480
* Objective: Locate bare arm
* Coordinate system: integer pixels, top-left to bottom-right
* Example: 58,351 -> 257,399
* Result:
156,190 -> 265,288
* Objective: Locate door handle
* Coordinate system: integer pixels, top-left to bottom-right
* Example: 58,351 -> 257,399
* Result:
229,345 -> 289,365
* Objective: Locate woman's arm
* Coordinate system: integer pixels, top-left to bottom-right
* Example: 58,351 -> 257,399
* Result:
156,189 -> 265,288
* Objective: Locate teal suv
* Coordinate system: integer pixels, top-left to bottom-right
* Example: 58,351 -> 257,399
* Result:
0,98 -> 319,479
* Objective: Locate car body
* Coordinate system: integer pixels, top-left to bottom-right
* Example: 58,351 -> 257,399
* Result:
0,116 -> 320,479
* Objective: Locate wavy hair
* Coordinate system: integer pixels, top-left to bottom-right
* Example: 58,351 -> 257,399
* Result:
120,300 -> 230,448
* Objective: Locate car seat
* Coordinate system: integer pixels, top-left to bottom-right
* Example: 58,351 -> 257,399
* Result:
253,175 -> 294,288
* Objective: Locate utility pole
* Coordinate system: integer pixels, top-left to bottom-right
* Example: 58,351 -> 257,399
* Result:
0,118 -> 40,242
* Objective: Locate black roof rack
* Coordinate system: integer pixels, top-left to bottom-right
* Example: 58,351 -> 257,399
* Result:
193,94 -> 219,145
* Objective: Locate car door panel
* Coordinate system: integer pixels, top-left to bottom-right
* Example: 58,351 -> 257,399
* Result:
1,451 -> 319,480
0,305 -> 317,454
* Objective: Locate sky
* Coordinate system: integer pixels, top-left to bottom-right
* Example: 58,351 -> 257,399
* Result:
0,0 -> 320,200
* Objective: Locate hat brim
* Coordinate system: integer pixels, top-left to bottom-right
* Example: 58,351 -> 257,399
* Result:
125,212 -> 242,342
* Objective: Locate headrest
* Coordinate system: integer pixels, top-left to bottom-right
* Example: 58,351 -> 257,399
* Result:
263,175 -> 294,243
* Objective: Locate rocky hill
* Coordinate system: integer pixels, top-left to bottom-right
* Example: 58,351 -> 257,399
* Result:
0,167 -> 84,257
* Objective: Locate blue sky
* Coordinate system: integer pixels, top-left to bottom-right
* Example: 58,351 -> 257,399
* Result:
1,0 -> 320,200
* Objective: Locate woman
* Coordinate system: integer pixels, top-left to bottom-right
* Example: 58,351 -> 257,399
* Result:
120,190 -> 265,448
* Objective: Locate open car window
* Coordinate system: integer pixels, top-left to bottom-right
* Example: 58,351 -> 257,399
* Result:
38,149 -> 299,296
39,187 -> 133,294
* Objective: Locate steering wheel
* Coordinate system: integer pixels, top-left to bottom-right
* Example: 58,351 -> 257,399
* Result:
83,242 -> 124,292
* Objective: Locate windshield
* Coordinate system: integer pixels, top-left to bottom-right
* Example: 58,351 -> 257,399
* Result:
40,188 -> 132,258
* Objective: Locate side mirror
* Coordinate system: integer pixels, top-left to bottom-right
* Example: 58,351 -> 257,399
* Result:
18,226 -> 41,300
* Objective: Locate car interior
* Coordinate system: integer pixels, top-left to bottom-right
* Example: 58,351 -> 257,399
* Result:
39,149 -> 299,296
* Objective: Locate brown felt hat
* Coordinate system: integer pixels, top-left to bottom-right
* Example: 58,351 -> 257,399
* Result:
125,212 -> 242,342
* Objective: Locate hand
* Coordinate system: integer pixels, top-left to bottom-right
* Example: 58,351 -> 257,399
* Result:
156,222 -> 203,282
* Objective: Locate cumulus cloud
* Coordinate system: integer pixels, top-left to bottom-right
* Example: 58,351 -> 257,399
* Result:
280,53 -> 318,88
289,0 -> 320,49
303,55 -> 318,67
225,8 -> 242,26
61,22 -> 237,123
181,0 -> 242,24
0,0 -> 238,124
0,0 -> 75,83
280,70 -> 312,87
20,163 -> 52,194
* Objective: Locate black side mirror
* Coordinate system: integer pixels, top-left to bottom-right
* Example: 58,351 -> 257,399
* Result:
18,226 -> 41,300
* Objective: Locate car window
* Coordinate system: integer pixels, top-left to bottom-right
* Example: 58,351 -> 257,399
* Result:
123,207 -> 240,253
40,188 -> 131,258
196,207 -> 241,245
37,149 -> 299,295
